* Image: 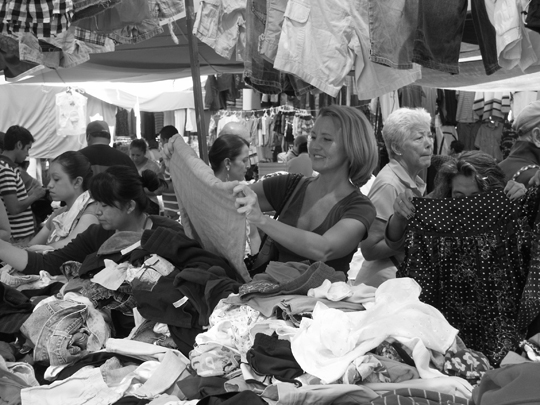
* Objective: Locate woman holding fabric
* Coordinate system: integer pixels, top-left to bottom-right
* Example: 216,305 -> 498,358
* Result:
27,151 -> 98,252
209,134 -> 261,259
385,150 -> 533,366
356,108 -> 433,287
232,105 -> 378,274
386,150 -> 527,248
0,165 -> 181,276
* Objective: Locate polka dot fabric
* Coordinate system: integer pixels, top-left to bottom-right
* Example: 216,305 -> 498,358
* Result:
397,187 -> 540,366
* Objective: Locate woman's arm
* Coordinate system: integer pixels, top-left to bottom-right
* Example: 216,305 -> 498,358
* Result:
0,239 -> 29,269
235,184 -> 367,261
27,223 -> 51,247
360,218 -> 402,261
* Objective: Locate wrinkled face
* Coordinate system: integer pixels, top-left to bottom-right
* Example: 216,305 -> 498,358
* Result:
451,174 -> 480,198
228,145 -> 250,181
47,162 -> 78,202
130,147 -> 145,166
399,125 -> 433,171
308,116 -> 348,174
94,201 -> 130,231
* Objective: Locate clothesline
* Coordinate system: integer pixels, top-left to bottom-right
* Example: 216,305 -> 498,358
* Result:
215,106 -> 316,120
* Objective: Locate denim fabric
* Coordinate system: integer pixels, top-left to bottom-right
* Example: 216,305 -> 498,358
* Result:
368,0 -> 418,69
193,0 -> 246,60
258,0 -> 287,62
470,0 -> 500,75
150,0 -> 185,19
244,0 -> 312,96
21,298 -> 109,365
72,0 -> 122,21
19,30 -> 114,69
274,0 -> 420,99
412,0 -> 467,74
0,34 -> 39,79
73,0 -> 163,44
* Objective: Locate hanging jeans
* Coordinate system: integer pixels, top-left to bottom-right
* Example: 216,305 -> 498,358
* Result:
398,188 -> 540,366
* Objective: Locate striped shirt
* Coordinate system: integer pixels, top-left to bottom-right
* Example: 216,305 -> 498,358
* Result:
0,157 -> 35,239
162,169 -> 179,215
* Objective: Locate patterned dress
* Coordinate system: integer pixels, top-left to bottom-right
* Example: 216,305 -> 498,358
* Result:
398,188 -> 540,366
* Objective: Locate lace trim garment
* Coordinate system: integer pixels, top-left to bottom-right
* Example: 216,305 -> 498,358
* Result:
397,188 -> 540,366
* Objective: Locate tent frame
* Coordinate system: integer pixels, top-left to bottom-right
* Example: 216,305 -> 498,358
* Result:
185,0 -> 209,163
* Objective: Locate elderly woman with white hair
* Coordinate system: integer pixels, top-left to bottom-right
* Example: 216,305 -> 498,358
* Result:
358,107 -> 433,287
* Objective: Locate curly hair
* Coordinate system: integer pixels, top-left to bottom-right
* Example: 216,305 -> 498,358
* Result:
431,151 -> 506,199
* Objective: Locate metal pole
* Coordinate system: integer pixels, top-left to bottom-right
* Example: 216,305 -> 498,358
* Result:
184,0 -> 208,163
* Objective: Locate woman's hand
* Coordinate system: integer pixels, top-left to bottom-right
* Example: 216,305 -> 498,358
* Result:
504,180 -> 526,201
233,183 -> 266,226
392,189 -> 416,221
529,170 -> 540,187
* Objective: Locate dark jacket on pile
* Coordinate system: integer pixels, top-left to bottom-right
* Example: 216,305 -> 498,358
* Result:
134,227 -> 242,356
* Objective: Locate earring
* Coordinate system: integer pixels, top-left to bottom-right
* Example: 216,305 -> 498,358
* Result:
396,152 -> 402,156
226,166 -> 230,182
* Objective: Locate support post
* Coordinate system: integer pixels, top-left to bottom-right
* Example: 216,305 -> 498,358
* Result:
184,0 -> 208,163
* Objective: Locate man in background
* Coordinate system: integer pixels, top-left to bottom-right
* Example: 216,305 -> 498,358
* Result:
0,126 -> 46,244
287,139 -> 313,177
285,135 -> 308,162
79,120 -> 136,175
499,101 -> 540,186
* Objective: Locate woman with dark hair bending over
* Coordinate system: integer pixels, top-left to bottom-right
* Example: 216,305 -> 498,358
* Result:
0,165 -> 182,275
28,151 -> 98,252
232,105 -> 378,274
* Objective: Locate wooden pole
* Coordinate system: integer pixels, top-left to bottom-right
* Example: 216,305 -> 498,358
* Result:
184,0 -> 208,163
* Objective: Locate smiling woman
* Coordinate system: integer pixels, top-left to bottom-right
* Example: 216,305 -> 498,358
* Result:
358,107 -> 433,287
232,105 -> 379,274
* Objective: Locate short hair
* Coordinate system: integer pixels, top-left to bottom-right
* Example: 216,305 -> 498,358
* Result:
298,142 -> 308,154
52,151 -> 93,191
431,151 -> 506,199
382,108 -> 432,159
86,120 -> 111,140
318,105 -> 377,187
208,134 -> 250,173
130,139 -> 147,154
159,125 -> 179,141
89,165 -> 160,212
294,135 -> 307,148
4,125 -> 34,150
450,140 -> 465,154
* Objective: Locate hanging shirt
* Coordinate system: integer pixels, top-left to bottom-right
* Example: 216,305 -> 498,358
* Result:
56,91 -> 87,137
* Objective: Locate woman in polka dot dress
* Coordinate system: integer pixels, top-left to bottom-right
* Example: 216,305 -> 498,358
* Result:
386,151 -> 540,366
